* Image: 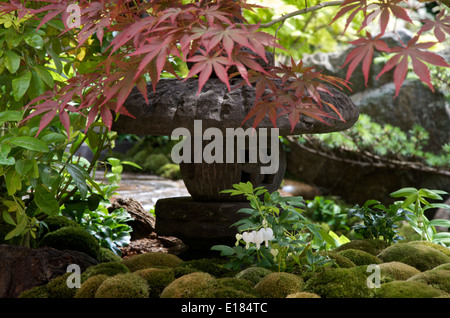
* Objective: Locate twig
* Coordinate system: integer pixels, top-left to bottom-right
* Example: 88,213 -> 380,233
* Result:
252,1 -> 345,29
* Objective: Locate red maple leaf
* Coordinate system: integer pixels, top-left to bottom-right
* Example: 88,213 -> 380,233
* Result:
419,9 -> 450,42
362,0 -> 413,34
376,35 -> 450,97
341,32 -> 391,86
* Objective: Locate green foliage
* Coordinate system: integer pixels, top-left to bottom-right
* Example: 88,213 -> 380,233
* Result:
305,196 -> 352,234
337,248 -> 381,266
390,187 -> 450,246
121,252 -> 184,272
374,281 -> 448,298
348,199 -> 412,244
212,182 -> 342,273
134,268 -> 176,298
295,114 -> 450,170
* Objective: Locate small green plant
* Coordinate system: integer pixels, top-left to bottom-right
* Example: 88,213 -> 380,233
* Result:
212,182 -> 341,273
390,188 -> 450,246
348,199 -> 411,245
306,196 -> 351,234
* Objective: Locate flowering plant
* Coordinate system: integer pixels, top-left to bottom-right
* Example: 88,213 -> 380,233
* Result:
212,182 -> 340,272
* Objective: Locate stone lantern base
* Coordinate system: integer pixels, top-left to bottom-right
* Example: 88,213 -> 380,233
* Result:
154,197 -> 251,252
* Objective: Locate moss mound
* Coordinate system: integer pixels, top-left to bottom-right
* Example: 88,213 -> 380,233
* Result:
43,215 -> 79,233
39,226 -> 100,259
235,267 -> 273,286
374,281 -> 448,298
304,267 -> 373,298
377,242 -> 450,271
338,249 -> 381,266
75,275 -> 109,298
46,273 -> 77,298
334,239 -> 388,255
143,153 -> 170,173
157,163 -> 181,180
19,285 -> 49,298
81,262 -> 130,282
95,273 -> 149,298
286,292 -> 321,298
431,263 -> 450,271
254,272 -> 304,298
96,248 -> 123,263
179,258 -> 231,278
122,252 -> 183,272
134,268 -> 175,298
327,252 -> 356,268
407,269 -> 450,294
194,277 -> 259,298
378,261 -> 421,280
408,241 -> 450,257
161,272 -> 216,298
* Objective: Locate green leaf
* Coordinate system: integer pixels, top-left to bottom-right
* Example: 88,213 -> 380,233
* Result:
65,163 -> 89,199
211,245 -> 236,256
12,71 -> 32,101
2,211 -> 16,226
4,50 -> 20,74
429,219 -> 450,228
418,189 -> 445,200
390,187 -> 418,198
15,159 -> 34,176
0,111 -> 23,125
34,184 -> 59,216
24,33 -> 44,49
34,66 -> 54,88
8,136 -> 49,152
0,144 -> 15,165
5,169 -> 21,196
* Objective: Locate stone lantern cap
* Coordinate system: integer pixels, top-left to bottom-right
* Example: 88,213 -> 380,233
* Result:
112,78 -> 359,136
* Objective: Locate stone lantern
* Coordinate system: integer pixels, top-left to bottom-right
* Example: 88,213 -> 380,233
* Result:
112,77 -> 359,254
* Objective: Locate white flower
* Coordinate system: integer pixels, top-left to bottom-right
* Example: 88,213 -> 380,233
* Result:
235,233 -> 242,246
259,227 -> 274,247
270,249 -> 279,262
242,231 -> 253,249
253,230 -> 264,249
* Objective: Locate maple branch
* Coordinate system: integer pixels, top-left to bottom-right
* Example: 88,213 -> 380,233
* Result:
253,0 -> 345,29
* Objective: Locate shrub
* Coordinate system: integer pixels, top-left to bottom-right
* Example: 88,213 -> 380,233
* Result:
95,273 -> 149,298
235,267 -> 273,286
408,241 -> 450,257
122,252 -> 183,272
374,281 -> 448,298
333,239 -> 388,256
160,272 -> 216,298
378,262 -> 421,280
407,270 -> 450,294
157,163 -> 181,180
377,242 -> 450,272
194,277 -> 259,298
39,226 -> 100,259
134,268 -> 175,298
304,267 -> 373,298
337,249 -> 381,266
81,262 -> 130,282
254,272 -> 304,298
75,275 -> 109,298
143,153 -> 170,173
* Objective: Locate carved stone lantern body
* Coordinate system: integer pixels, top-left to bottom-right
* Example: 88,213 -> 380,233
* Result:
113,77 -> 359,253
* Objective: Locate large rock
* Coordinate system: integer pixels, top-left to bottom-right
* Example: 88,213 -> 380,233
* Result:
0,245 -> 98,298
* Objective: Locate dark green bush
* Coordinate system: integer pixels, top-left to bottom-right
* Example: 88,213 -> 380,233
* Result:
378,261 -> 421,280
407,269 -> 450,294
160,272 -> 216,298
179,258 -> 232,278
374,281 -> 448,298
42,215 -> 80,233
235,267 -> 273,286
194,277 -> 259,298
333,239 -> 389,255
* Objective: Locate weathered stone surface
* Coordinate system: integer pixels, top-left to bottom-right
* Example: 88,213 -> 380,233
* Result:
112,78 -> 359,136
155,197 -> 250,250
0,245 -> 98,298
